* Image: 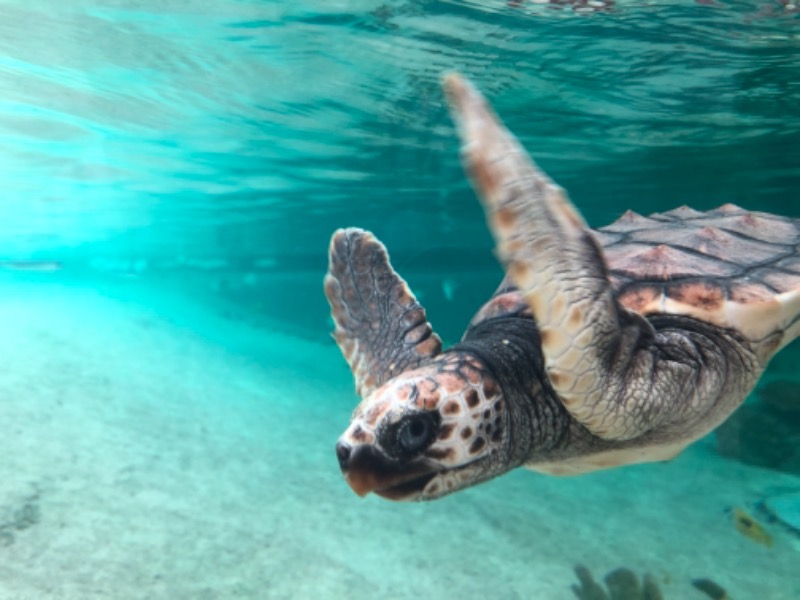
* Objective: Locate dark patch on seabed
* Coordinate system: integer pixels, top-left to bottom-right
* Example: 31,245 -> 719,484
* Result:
0,488 -> 42,547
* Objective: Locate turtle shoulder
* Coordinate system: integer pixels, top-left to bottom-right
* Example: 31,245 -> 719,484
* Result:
597,204 -> 800,348
466,275 -> 531,332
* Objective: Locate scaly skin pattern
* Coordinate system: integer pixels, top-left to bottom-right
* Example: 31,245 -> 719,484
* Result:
442,73 -> 783,443
335,306 -> 575,501
324,228 -> 442,398
334,307 -> 760,499
337,350 -> 514,500
328,74 -> 799,501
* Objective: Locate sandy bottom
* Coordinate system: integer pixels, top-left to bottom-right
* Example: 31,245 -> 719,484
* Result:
0,277 -> 797,599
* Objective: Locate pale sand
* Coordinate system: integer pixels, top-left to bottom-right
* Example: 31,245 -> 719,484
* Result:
0,277 -> 797,599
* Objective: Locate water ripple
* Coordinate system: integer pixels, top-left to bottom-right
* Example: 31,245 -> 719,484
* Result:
0,0 -> 798,261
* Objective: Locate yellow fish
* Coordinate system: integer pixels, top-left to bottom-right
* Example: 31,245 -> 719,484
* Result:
732,507 -> 772,547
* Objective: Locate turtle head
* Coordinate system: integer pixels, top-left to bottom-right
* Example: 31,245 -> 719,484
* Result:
335,353 -> 510,501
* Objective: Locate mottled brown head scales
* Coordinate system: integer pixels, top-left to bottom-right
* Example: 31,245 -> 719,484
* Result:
335,353 -> 508,500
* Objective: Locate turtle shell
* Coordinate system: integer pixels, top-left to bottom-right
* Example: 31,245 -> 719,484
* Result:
595,203 -> 800,345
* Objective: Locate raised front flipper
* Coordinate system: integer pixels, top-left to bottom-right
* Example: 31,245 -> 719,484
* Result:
444,74 -> 758,441
324,228 -> 442,398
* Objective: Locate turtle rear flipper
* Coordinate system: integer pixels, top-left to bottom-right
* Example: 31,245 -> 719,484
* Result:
444,74 -> 775,441
324,228 -> 442,398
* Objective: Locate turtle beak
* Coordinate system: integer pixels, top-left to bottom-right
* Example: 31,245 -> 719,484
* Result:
335,440 -> 437,500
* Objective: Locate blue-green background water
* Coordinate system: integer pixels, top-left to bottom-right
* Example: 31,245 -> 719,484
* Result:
3,0 -> 800,342
1,1 -> 799,598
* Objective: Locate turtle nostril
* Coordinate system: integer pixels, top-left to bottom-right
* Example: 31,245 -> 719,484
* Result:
335,441 -> 352,470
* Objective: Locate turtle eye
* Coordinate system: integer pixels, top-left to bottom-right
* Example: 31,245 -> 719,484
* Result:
390,412 -> 441,458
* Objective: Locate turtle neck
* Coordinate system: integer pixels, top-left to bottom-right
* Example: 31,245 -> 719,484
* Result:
449,315 -> 570,466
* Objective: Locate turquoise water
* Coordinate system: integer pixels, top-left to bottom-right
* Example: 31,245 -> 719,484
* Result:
1,1 -> 799,598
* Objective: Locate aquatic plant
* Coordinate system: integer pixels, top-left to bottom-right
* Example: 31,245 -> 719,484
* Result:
571,565 -> 663,600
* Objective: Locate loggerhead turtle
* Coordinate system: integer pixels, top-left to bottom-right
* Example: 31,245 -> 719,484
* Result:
325,73 -> 800,501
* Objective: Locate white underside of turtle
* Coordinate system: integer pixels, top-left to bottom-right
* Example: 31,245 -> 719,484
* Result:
525,441 -> 689,476
324,73 -> 800,501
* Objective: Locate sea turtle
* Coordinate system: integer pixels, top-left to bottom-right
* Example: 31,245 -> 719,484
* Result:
325,73 -> 800,501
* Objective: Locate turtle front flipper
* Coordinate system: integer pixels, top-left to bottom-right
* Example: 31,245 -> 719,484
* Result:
324,228 -> 443,398
444,74 -> 690,441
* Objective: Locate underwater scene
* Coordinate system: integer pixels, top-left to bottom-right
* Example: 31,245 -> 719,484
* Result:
1,1 -> 800,598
